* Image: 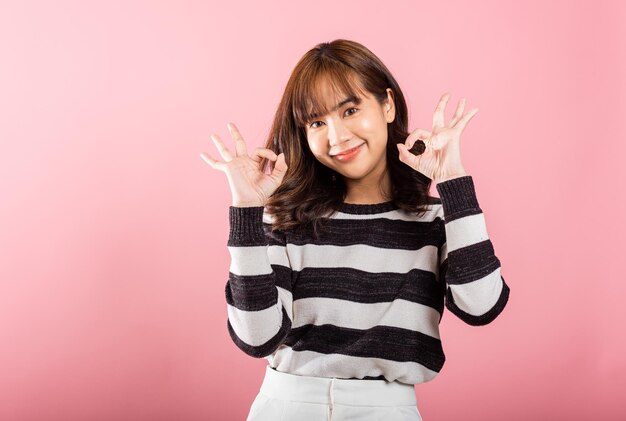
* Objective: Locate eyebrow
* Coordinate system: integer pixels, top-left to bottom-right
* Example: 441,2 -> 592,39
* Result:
308,95 -> 362,120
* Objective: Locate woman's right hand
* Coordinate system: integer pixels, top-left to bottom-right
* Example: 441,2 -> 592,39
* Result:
200,122 -> 288,207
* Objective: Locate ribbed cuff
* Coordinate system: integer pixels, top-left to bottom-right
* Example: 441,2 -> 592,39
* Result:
435,175 -> 480,215
228,206 -> 266,246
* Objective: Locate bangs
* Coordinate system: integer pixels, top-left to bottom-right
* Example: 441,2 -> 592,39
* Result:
292,65 -> 369,128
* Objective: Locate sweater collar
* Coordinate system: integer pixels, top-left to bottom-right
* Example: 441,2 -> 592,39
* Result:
339,201 -> 399,215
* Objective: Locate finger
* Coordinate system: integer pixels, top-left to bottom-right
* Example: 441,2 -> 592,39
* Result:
210,134 -> 234,161
449,98 -> 466,127
250,147 -> 278,164
200,152 -> 226,171
397,143 -> 420,168
227,122 -> 248,157
405,128 -> 431,150
270,152 -> 288,179
426,133 -> 445,150
454,108 -> 479,132
432,92 -> 450,130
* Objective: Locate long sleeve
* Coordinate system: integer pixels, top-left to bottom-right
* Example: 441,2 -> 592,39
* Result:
225,206 -> 294,358
436,175 -> 510,326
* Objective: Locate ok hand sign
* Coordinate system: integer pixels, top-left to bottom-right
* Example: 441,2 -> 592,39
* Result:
200,122 -> 288,207
397,92 -> 478,183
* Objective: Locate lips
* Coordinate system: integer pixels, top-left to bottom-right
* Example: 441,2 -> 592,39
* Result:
334,143 -> 365,156
333,143 -> 364,162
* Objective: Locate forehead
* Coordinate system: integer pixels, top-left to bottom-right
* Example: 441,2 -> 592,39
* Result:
296,72 -> 372,125
313,73 -> 370,107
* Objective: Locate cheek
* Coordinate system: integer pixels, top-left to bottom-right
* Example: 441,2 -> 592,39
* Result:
356,114 -> 385,133
356,119 -> 387,149
357,117 -> 375,131
307,138 -> 326,157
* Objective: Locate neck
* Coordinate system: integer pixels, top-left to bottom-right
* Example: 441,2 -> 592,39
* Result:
343,163 -> 392,205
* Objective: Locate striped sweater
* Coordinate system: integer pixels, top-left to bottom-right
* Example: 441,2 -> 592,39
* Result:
224,175 -> 510,385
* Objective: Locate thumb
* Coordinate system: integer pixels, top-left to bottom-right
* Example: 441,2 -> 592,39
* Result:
397,143 -> 416,168
271,153 -> 288,179
396,143 -> 407,162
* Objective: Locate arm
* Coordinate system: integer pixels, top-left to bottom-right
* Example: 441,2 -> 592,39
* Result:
436,175 -> 510,326
225,206 -> 293,357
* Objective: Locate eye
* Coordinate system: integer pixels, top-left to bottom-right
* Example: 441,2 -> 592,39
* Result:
308,107 -> 359,129
345,107 -> 358,116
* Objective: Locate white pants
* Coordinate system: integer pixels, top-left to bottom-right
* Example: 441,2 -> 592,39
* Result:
246,365 -> 423,421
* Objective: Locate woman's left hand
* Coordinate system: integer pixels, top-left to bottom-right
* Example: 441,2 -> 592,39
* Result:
397,92 -> 478,183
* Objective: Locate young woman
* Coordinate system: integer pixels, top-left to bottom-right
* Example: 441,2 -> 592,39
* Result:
201,39 -> 510,421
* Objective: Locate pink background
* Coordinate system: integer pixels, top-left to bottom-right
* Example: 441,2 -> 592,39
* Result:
1,1 -> 625,420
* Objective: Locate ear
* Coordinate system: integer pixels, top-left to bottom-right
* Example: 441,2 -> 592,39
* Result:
384,88 -> 396,123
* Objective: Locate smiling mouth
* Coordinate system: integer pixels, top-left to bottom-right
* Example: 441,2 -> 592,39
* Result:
334,143 -> 364,156
332,143 -> 364,161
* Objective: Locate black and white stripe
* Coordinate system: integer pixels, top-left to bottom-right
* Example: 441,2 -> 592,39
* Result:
224,175 -> 510,385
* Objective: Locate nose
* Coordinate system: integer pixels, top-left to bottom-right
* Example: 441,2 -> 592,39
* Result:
327,117 -> 352,147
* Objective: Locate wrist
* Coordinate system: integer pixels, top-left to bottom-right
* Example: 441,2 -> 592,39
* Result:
231,201 -> 265,208
436,172 -> 468,184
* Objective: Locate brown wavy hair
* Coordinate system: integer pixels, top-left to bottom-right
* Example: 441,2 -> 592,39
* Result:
259,39 -> 435,239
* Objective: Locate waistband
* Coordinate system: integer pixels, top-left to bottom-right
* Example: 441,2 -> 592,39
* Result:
259,365 -> 417,407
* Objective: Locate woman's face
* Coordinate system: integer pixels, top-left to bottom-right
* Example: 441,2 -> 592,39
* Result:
304,83 -> 396,183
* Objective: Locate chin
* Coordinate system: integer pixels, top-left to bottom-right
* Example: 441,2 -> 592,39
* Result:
338,168 -> 372,181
